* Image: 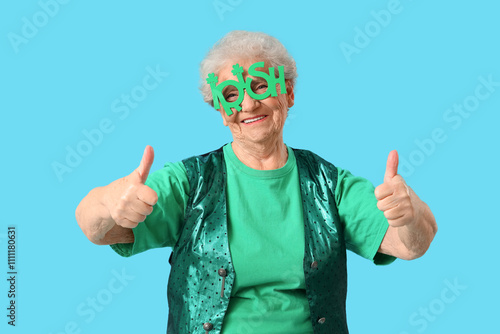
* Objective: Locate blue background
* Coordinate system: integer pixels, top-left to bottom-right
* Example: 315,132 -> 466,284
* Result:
1,0 -> 499,333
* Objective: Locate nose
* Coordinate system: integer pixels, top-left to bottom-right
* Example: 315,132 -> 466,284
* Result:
240,89 -> 259,113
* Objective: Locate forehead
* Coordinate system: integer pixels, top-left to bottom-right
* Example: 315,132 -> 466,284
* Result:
217,58 -> 271,82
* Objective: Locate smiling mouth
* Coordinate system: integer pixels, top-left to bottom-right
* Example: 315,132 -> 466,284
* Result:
242,115 -> 267,124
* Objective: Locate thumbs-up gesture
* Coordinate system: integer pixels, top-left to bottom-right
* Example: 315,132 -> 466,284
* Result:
105,145 -> 158,229
375,150 -> 418,227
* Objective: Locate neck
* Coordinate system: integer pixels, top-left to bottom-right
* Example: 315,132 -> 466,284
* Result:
231,137 -> 288,170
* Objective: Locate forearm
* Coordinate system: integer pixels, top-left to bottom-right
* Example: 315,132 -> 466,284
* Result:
397,200 -> 437,259
75,186 -> 117,244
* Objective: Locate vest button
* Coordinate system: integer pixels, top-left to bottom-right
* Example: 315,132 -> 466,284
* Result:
318,317 -> 326,324
203,322 -> 214,331
218,268 -> 227,277
311,261 -> 318,269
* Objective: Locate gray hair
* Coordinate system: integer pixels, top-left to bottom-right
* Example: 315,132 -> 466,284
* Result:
199,30 -> 298,106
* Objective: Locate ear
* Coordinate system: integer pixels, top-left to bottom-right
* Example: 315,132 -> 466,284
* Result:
285,80 -> 295,108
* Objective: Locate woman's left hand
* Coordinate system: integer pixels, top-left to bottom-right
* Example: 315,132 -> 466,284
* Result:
375,150 -> 437,260
374,150 -> 420,227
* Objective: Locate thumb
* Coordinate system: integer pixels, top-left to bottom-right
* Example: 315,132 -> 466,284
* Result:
136,145 -> 155,184
384,149 -> 399,183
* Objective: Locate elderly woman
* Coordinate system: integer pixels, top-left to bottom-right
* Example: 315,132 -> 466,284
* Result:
76,31 -> 437,334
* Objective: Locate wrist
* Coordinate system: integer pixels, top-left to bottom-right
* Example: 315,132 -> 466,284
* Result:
90,186 -> 116,237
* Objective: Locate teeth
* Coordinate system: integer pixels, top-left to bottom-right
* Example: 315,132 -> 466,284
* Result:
243,116 -> 265,124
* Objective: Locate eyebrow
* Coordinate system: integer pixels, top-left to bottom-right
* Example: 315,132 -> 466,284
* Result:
222,85 -> 238,96
249,78 -> 266,86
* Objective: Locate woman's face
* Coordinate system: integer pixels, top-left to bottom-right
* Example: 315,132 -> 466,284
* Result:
216,58 -> 294,146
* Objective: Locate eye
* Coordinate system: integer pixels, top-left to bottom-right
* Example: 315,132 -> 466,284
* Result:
256,84 -> 268,91
225,92 -> 239,102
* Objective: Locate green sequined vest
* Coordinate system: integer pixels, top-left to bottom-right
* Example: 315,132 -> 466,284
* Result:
167,147 -> 348,334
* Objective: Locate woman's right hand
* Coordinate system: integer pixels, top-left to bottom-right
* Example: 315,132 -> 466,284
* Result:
76,146 -> 158,244
104,145 -> 158,229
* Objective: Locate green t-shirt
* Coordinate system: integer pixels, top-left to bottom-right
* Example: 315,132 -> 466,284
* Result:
221,144 -> 311,333
110,143 -> 394,332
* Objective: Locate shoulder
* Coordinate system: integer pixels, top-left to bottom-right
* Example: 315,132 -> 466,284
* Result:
290,147 -> 339,172
289,148 -> 344,197
147,161 -> 187,182
181,146 -> 227,187
143,162 -> 189,197
182,146 -> 225,167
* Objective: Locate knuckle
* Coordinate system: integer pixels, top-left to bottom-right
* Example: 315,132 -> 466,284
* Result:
111,208 -> 124,221
400,199 -> 411,211
147,188 -> 158,203
115,205 -> 127,217
126,221 -> 139,229
116,200 -> 126,210
127,218 -> 139,228
123,184 -> 138,198
119,192 -> 131,204
396,189 -> 406,201
117,219 -> 132,229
